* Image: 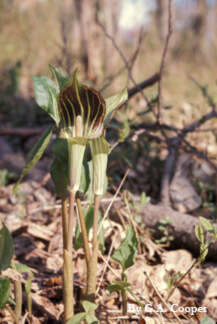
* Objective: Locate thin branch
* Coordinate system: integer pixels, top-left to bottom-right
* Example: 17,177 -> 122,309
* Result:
157,0 -> 173,123
100,28 -> 146,93
128,73 -> 160,99
96,18 -> 153,113
98,169 -> 129,234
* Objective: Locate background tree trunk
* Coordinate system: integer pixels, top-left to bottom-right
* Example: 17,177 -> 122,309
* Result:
191,0 -> 208,57
74,0 -> 101,82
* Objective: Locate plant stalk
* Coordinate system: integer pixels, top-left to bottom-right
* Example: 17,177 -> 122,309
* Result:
76,197 -> 91,265
121,274 -> 128,324
14,279 -> 22,322
62,194 -> 75,323
86,195 -> 101,300
62,197 -> 69,249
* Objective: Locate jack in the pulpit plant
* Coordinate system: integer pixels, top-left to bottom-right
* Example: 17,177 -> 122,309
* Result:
14,65 -> 128,322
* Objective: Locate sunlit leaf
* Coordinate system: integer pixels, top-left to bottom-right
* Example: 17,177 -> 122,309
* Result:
14,126 -> 53,194
15,263 -> 32,274
199,217 -> 214,234
49,64 -> 69,90
85,314 -> 98,324
107,281 -> 131,293
0,223 -> 14,271
82,300 -> 97,313
15,263 -> 33,295
33,76 -> 60,125
66,313 -> 86,324
112,225 -> 138,271
195,225 -> 204,244
105,88 -> 128,125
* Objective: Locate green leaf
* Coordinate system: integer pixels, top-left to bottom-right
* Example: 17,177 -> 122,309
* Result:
195,225 -> 204,244
33,76 -> 60,125
85,314 -> 98,324
15,263 -> 33,294
82,300 -> 97,313
49,64 -> 69,90
50,158 -> 68,198
199,242 -> 209,262
15,263 -> 32,274
112,225 -> 138,271
200,315 -> 215,324
119,119 -> 130,142
66,312 -> 86,324
0,223 -> 14,271
140,192 -> 150,207
8,297 -> 16,306
50,138 -> 68,197
25,274 -> 32,295
0,277 -> 10,308
107,281 -> 131,293
199,217 -> 214,233
14,126 -> 53,195
105,88 -> 128,125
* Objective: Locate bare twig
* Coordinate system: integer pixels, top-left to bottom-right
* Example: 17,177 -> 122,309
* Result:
190,76 -> 216,111
96,18 -> 153,113
157,0 -> 173,123
98,169 -> 129,234
128,73 -> 160,99
100,28 -> 146,93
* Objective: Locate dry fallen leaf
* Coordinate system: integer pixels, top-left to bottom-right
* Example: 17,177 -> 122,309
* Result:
161,249 -> 193,273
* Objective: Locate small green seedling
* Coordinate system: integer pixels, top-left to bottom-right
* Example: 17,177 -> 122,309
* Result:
0,222 -> 33,322
66,300 -> 98,324
167,216 -> 217,302
107,226 -> 138,316
156,216 -> 174,245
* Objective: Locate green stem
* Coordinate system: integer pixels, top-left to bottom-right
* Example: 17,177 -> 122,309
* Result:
121,274 -> 128,324
62,197 -> 69,249
67,191 -> 76,253
86,195 -> 100,300
76,197 -> 91,265
27,289 -> 32,319
62,195 -> 75,323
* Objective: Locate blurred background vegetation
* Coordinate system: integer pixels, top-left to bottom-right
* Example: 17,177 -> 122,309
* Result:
1,0 -> 217,101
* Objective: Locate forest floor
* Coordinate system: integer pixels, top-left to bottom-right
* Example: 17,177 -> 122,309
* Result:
1,157 -> 217,323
